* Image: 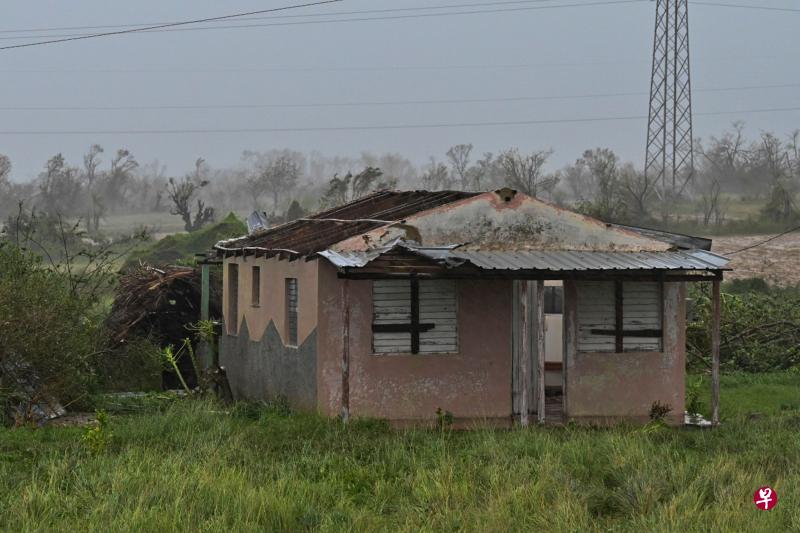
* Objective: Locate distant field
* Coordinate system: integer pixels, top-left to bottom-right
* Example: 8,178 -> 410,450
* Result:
713,233 -> 800,285
0,373 -> 798,531
100,212 -> 187,239
101,211 -> 249,241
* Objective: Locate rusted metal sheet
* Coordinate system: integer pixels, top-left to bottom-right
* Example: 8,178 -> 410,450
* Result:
214,189 -> 731,277
215,190 -> 477,258
610,224 -> 713,251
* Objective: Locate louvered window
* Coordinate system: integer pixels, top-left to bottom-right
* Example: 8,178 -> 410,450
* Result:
251,266 -> 261,307
372,279 -> 458,354
285,278 -> 298,346
227,263 -> 239,336
576,281 -> 662,353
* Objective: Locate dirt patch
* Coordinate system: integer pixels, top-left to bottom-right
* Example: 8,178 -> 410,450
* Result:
713,233 -> 800,285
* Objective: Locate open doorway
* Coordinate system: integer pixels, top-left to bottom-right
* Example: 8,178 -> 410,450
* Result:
543,281 -> 565,422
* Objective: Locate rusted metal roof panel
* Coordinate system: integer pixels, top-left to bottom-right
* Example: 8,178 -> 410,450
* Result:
610,224 -> 713,251
214,190 -> 479,257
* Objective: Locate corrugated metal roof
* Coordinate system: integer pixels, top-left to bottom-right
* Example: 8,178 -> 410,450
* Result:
215,190 -> 478,258
610,224 -> 713,251
450,249 -> 730,271
320,240 -> 731,272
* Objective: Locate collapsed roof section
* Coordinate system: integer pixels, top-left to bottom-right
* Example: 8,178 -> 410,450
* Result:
216,190 -> 478,258
214,189 -> 731,277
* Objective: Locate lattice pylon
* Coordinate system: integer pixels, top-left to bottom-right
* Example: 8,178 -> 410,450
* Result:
645,0 -> 694,198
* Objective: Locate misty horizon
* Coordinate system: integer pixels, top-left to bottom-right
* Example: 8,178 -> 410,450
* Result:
1,0 -> 798,181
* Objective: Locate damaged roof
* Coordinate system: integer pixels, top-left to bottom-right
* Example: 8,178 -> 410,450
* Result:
215,189 -> 730,274
215,190 -> 478,258
320,239 -> 731,272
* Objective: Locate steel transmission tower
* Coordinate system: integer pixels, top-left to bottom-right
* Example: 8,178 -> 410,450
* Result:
645,0 -> 694,197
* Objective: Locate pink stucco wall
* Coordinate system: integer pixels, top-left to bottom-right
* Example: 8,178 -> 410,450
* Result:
317,261 -> 513,424
563,281 -> 687,425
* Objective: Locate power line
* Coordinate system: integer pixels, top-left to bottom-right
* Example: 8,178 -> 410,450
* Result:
0,0 -> 648,46
0,53 -> 789,74
0,1 -> 580,35
1,0 -> 792,38
727,226 -> 800,255
0,104 -> 796,135
691,1 -> 800,13
0,0 -> 344,51
1,82 -> 798,112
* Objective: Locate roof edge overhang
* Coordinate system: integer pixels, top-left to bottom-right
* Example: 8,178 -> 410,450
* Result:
319,240 -> 731,281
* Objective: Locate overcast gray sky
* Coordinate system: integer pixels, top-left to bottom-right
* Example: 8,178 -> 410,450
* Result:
0,0 -> 798,180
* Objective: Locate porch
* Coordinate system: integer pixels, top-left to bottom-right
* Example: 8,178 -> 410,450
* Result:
331,244 -> 729,427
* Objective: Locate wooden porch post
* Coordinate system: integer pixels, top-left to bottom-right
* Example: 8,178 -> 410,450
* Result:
536,280 -> 546,425
519,282 -> 531,427
199,263 -> 212,369
341,279 -> 351,423
711,279 -> 721,426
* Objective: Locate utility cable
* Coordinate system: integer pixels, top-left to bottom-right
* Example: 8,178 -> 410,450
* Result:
691,1 -> 800,13
727,225 -> 800,255
1,82 -> 798,112
0,1 -> 343,51
0,1 -> 586,34
0,104 -> 797,135
0,0 -> 647,46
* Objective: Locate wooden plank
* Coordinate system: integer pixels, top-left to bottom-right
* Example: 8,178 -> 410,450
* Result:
536,280 -> 546,425
519,281 -> 530,427
512,280 -> 521,418
711,279 -> 721,426
342,280 -> 350,423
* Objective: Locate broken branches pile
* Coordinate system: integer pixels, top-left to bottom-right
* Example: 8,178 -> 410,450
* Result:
106,264 -> 221,389
687,283 -> 800,372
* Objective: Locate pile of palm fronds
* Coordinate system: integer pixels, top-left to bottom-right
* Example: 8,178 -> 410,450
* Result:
106,263 -> 221,388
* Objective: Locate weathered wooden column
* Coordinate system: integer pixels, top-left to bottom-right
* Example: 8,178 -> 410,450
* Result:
519,281 -> 531,427
200,262 -> 212,369
341,279 -> 351,423
536,280 -> 546,425
711,279 -> 721,426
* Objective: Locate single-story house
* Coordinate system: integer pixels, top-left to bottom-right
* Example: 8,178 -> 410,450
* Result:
211,189 -> 730,427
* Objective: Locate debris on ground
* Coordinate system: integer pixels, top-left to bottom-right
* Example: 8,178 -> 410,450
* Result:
684,411 -> 713,427
106,264 -> 222,388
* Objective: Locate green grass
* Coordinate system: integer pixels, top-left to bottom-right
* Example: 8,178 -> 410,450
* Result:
1,373 -> 798,532
124,212 -> 246,268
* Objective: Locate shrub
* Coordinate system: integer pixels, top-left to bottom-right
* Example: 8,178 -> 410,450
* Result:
83,410 -> 113,454
0,244 -> 102,424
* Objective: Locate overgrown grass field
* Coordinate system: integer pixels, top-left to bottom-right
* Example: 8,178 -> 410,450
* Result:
1,373 -> 798,531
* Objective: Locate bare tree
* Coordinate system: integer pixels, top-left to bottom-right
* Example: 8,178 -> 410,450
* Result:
82,145 -> 104,234
360,151 -> 417,186
572,148 -> 627,221
497,148 -> 557,197
420,157 -> 453,191
103,149 -> 138,211
446,144 -> 473,190
620,163 -> 657,221
38,154 -> 82,216
469,152 -> 503,191
0,154 -> 10,188
243,150 -> 303,211
754,132 -> 797,222
166,158 -> 215,232
319,167 -> 394,209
